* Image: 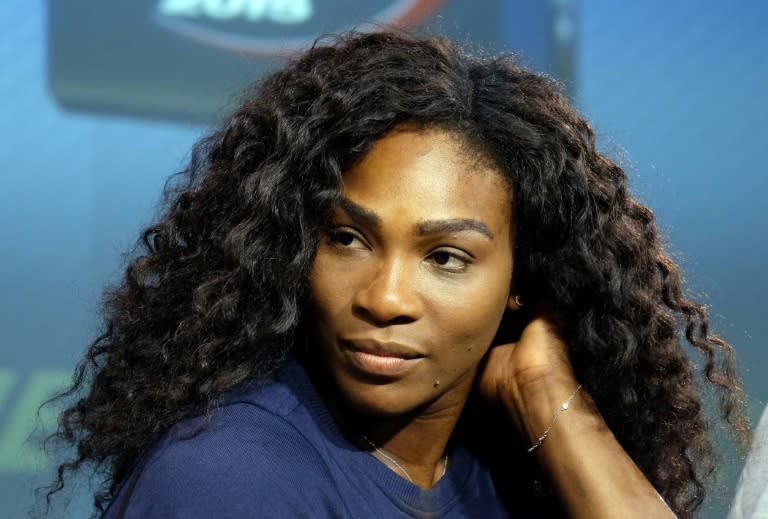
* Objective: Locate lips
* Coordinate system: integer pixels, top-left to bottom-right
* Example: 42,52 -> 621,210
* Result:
343,339 -> 424,359
341,339 -> 424,377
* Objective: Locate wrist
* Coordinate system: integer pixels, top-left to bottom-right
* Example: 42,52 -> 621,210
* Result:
527,383 -> 583,452
500,371 -> 585,446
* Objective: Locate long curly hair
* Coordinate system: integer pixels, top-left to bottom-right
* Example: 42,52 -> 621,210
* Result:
44,31 -> 748,517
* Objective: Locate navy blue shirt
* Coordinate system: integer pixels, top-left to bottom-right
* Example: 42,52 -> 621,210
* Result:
103,361 -> 514,518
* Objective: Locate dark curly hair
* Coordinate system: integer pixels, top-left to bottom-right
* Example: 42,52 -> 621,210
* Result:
43,31 -> 748,518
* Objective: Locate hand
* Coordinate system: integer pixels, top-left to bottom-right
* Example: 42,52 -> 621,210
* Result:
476,312 -> 677,519
475,311 -> 579,433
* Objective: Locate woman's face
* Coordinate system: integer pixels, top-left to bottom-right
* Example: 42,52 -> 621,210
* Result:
309,127 -> 516,418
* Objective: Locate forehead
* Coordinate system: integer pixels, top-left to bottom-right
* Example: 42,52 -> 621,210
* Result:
341,128 -> 512,236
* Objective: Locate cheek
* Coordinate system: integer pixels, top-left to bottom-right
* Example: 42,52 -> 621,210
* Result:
430,279 -> 510,358
309,248 -> 372,335
310,248 -> 350,304
308,254 -> 340,324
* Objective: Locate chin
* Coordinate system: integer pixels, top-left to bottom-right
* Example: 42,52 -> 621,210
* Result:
333,374 -> 424,418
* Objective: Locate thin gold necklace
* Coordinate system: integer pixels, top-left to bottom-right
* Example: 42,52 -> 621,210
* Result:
359,434 -> 448,484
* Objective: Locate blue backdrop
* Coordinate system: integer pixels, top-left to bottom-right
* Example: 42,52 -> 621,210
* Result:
1,1 -> 766,517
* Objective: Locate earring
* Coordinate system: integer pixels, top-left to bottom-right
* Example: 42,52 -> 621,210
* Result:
513,295 -> 524,307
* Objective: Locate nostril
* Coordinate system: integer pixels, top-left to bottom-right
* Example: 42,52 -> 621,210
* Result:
387,315 -> 416,326
351,305 -> 417,327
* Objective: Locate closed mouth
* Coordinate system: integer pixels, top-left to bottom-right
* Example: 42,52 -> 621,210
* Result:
341,339 -> 425,360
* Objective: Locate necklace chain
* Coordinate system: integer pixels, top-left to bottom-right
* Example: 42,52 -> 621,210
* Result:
359,434 -> 448,484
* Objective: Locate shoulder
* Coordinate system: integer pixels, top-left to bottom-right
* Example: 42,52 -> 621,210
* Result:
150,399 -> 322,475
106,381 -> 338,518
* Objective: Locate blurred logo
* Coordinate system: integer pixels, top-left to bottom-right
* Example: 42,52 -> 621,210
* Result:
153,0 -> 446,55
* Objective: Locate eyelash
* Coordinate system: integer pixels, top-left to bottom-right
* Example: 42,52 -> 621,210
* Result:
328,228 -> 473,273
427,249 -> 472,273
329,229 -> 367,249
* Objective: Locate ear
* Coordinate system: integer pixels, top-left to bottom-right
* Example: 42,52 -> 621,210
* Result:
507,293 -> 523,311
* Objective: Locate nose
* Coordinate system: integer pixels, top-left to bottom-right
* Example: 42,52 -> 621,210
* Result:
352,256 -> 423,325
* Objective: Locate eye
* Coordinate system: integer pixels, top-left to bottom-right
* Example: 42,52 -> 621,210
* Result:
329,228 -> 367,250
333,231 -> 355,246
428,249 -> 471,272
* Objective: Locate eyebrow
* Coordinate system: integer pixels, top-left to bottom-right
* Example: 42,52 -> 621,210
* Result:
415,219 -> 494,239
338,197 -> 381,229
337,197 -> 494,239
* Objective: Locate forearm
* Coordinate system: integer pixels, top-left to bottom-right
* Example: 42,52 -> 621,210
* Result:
505,376 -> 676,519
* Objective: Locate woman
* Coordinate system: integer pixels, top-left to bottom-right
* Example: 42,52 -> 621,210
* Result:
45,31 -> 748,518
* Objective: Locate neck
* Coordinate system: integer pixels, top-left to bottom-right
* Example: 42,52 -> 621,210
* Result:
306,359 -> 472,489
357,407 -> 461,488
